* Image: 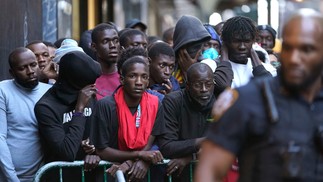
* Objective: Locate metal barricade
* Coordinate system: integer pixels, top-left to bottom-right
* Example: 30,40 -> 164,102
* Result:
33,160 -> 125,182
33,159 -> 196,182
147,159 -> 196,182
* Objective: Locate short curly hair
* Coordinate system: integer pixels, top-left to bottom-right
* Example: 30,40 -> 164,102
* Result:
117,47 -> 147,74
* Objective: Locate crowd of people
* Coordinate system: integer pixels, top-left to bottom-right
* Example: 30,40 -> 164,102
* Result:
1,8 -> 323,182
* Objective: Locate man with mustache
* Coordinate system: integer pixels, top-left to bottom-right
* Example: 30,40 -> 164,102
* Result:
158,63 -> 215,181
0,47 -> 51,182
195,9 -> 323,182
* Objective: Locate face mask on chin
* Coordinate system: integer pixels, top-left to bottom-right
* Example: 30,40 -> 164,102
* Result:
202,48 -> 219,60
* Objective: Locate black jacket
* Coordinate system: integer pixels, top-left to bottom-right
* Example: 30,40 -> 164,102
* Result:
158,89 -> 215,158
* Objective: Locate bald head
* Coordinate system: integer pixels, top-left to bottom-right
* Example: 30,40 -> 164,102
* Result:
186,63 -> 214,106
283,9 -> 323,38
9,47 -> 34,68
280,9 -> 323,94
187,63 -> 213,82
288,8 -> 323,20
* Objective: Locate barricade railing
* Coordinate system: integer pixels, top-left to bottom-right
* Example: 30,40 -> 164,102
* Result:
33,159 -> 196,182
33,160 -> 125,182
148,159 -> 196,182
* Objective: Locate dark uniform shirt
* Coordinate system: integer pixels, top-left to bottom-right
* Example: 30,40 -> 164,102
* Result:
207,76 -> 323,182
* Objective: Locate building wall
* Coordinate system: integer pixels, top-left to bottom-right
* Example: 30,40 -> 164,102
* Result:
43,0 -> 57,43
0,0 -> 43,80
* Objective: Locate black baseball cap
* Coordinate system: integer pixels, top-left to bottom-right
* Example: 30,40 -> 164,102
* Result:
125,19 -> 147,30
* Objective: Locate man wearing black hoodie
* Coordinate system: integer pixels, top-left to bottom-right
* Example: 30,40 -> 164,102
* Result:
172,15 -> 233,95
35,51 -> 102,181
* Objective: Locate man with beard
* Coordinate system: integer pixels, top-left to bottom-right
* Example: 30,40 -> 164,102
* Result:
91,23 -> 120,99
221,16 -> 276,88
195,9 -> 323,182
0,47 -> 51,182
157,63 -> 215,182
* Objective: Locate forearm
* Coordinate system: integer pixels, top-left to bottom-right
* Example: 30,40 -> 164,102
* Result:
96,147 -> 140,162
252,64 -> 272,77
195,140 -> 235,182
0,137 -> 20,182
0,105 -> 19,181
160,138 -> 198,159
142,136 -> 155,151
214,61 -> 233,94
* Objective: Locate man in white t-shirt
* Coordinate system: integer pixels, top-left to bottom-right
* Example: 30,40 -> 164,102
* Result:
221,16 -> 276,88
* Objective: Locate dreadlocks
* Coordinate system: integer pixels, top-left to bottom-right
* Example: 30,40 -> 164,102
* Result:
222,16 -> 257,43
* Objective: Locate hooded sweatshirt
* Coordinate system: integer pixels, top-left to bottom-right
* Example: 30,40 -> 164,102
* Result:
173,15 -> 211,87
173,15 -> 211,54
35,51 -> 101,182
34,51 -> 101,181
172,15 -> 233,94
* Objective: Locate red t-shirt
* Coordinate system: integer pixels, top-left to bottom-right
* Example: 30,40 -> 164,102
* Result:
95,71 -> 120,100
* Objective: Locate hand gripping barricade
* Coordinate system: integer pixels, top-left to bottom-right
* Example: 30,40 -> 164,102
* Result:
33,161 -> 125,182
33,159 -> 197,182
